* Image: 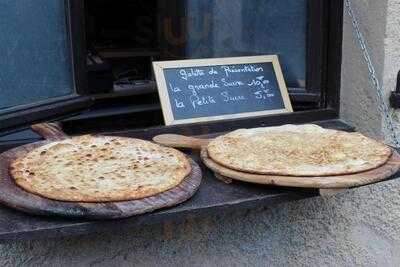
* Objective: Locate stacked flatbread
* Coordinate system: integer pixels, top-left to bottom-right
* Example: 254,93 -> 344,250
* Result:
206,124 -> 392,177
10,135 -> 191,202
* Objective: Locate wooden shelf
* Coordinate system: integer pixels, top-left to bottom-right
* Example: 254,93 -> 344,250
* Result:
0,161 -> 317,242
96,48 -> 160,59
62,103 -> 160,121
92,81 -> 157,100
0,118 -> 364,242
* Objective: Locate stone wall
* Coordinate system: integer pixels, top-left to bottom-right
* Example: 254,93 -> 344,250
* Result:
340,0 -> 387,139
2,1 -> 400,266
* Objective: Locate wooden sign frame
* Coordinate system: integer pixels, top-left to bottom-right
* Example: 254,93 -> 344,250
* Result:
153,55 -> 293,125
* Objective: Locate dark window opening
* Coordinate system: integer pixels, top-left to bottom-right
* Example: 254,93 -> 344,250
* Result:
85,0 -> 307,91
78,0 -> 318,132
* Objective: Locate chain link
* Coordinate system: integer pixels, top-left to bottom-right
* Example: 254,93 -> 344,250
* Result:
345,0 -> 400,147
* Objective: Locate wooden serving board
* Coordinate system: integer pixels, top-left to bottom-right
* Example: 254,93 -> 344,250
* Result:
201,148 -> 400,189
153,134 -> 400,189
0,124 -> 202,219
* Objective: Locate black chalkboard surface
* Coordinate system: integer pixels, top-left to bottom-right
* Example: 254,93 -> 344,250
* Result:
153,56 -> 293,125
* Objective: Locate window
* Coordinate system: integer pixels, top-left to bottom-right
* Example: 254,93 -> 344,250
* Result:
84,0 -> 307,92
0,0 -> 342,133
0,1 -> 74,110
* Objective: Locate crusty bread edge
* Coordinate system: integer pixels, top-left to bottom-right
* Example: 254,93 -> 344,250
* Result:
10,135 -> 192,203
207,127 -> 393,177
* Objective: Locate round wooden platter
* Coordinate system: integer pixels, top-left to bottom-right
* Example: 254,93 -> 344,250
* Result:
0,124 -> 202,219
153,134 -> 400,189
200,149 -> 400,189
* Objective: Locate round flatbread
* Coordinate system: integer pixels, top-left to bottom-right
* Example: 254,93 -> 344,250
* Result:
10,135 -> 191,202
207,124 -> 392,176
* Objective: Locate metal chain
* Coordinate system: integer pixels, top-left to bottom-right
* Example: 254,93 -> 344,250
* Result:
345,0 -> 400,147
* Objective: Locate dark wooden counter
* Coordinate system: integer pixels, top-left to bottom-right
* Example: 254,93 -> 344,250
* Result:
0,119 -> 363,242
0,159 -> 317,242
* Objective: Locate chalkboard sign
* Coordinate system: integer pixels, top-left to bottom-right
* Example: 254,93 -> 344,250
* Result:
153,56 -> 293,125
